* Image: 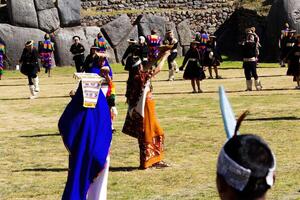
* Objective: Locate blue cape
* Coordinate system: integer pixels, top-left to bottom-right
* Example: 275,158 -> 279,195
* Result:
59,84 -> 112,200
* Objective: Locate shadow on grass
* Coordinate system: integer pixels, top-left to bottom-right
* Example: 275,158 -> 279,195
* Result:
0,84 -> 25,87
13,168 -> 67,172
0,95 -> 69,101
20,133 -> 60,138
245,116 -> 300,121
109,166 -> 139,172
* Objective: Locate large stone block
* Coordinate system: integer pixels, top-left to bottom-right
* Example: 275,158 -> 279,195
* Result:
101,14 -> 138,62
7,0 -> 39,28
266,0 -> 300,60
54,26 -> 116,66
57,0 -> 81,27
101,14 -> 134,47
114,25 -> 138,62
139,14 -> 167,38
0,24 -> 46,68
177,20 -> 192,46
34,0 -> 55,11
38,8 -> 60,33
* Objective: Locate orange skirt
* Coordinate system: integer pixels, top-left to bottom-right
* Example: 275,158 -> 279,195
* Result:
139,92 -> 164,169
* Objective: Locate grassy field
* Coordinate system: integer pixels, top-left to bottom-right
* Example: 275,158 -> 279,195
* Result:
0,60 -> 300,200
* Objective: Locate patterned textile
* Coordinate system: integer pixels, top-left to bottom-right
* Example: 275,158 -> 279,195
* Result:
139,92 -> 164,169
42,40 -> 54,52
59,83 -> 112,200
199,33 -> 209,50
0,43 -> 5,54
95,38 -> 108,52
122,89 -> 164,169
0,54 -> 3,75
40,52 -> 52,69
147,34 -> 162,60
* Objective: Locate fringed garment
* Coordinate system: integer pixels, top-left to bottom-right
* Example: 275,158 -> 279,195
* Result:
122,71 -> 164,169
40,40 -> 54,69
0,43 -> 5,76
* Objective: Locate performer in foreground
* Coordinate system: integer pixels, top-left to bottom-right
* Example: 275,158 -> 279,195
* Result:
122,47 -> 171,169
19,40 -> 40,99
83,47 -> 117,131
59,53 -> 112,200
217,87 -> 276,200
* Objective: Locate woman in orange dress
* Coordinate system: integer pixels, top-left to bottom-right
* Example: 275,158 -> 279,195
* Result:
122,49 -> 170,169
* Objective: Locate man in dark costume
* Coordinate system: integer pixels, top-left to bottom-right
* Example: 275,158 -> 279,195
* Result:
286,34 -> 300,89
70,36 -> 85,72
19,40 -> 40,99
121,39 -> 140,71
204,35 -> 223,79
241,33 -> 262,91
279,23 -> 291,67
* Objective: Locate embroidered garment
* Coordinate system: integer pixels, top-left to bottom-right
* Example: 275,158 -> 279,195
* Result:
123,76 -> 164,169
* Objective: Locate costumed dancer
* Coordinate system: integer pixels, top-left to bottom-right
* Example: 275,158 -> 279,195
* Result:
138,36 -> 149,66
179,41 -> 206,93
82,46 -> 99,72
146,29 -> 162,67
122,47 -> 171,169
94,32 -> 113,76
83,47 -> 117,131
285,34 -> 300,89
70,36 -> 85,72
0,42 -> 6,80
204,35 -> 223,79
279,23 -> 291,67
217,86 -> 276,200
59,54 -> 112,200
163,30 -> 179,81
121,39 -> 139,71
199,29 -> 209,52
241,33 -> 262,91
39,33 -> 54,77
283,30 -> 297,63
19,40 -> 40,99
247,27 -> 261,60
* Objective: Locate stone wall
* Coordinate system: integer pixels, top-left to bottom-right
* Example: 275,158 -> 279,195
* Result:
81,0 -> 236,33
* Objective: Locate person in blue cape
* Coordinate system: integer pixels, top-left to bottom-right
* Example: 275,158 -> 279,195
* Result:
59,53 -> 112,200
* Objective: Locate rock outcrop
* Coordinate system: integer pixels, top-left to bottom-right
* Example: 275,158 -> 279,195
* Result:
37,8 -> 60,33
7,0 -> 39,28
57,0 -> 81,27
0,23 -> 46,68
266,0 -> 300,60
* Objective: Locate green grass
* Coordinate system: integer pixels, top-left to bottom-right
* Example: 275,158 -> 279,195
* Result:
0,61 -> 299,199
3,57 -> 279,78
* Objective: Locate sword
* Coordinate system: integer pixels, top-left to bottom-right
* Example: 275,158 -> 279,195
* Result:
219,86 -> 239,139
